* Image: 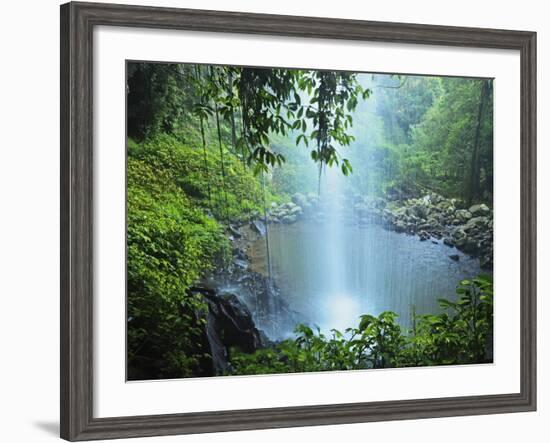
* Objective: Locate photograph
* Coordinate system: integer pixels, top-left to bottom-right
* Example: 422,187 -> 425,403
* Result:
126,62 -> 494,381
0,0 -> 541,441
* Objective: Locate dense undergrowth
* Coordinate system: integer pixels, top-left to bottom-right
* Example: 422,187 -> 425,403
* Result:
127,134 -> 277,379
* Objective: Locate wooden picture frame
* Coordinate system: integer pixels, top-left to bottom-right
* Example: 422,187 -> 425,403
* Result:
60,1 -> 536,440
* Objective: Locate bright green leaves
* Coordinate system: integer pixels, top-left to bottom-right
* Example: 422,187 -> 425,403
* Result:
341,158 -> 353,176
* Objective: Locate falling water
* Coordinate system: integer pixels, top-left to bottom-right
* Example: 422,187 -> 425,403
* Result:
249,169 -> 483,338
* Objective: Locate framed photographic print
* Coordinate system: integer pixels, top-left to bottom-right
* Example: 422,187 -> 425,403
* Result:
60,1 -> 536,440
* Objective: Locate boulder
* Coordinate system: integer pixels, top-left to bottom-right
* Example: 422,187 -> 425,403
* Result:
282,214 -> 297,224
289,205 -> 303,216
469,203 -> 491,217
462,238 -> 480,254
228,224 -> 242,238
443,237 -> 455,247
449,254 -> 460,262
250,219 -> 267,236
189,287 -> 265,375
411,204 -> 430,219
454,209 -> 472,223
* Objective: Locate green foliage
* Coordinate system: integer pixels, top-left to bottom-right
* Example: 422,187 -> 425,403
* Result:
127,150 -> 229,379
128,134 -> 269,222
127,132 -> 276,379
229,275 -> 493,375
343,75 -> 493,203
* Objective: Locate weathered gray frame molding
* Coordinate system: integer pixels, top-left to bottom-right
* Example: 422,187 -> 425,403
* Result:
60,1 -> 536,440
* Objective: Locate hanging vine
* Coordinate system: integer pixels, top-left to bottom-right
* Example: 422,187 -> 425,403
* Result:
192,65 -> 212,210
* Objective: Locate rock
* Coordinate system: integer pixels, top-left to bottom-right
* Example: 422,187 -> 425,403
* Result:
270,202 -> 278,209
469,203 -> 491,217
462,238 -> 480,254
232,258 -> 249,270
452,228 -> 467,241
289,205 -> 302,216
228,224 -> 242,238
449,254 -> 460,261
190,287 -> 265,375
232,247 -> 247,260
443,237 -> 455,247
411,203 -> 429,219
282,214 -> 297,224
250,219 -> 267,236
454,209 -> 472,222
419,231 -> 430,241
465,216 -> 489,229
431,240 -> 439,245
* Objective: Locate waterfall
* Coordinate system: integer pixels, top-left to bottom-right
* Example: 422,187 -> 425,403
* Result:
318,165 -> 360,331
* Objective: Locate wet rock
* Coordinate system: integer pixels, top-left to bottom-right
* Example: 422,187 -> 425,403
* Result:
250,219 -> 267,236
454,209 -> 472,223
462,238 -> 480,254
449,254 -> 460,261
192,287 -> 266,375
443,237 -> 455,247
228,224 -> 242,238
411,203 -> 429,219
232,247 -> 247,260
282,214 -> 297,224
419,231 -> 430,241
469,203 -> 491,217
289,205 -> 303,216
232,258 -> 249,270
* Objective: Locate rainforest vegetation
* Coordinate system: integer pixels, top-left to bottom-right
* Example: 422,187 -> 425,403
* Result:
126,62 -> 493,380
